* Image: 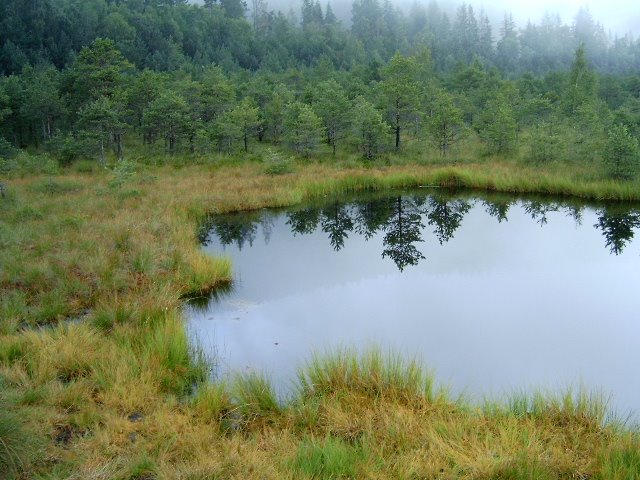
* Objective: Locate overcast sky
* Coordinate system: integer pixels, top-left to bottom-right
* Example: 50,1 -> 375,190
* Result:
260,0 -> 640,36
482,0 -> 640,35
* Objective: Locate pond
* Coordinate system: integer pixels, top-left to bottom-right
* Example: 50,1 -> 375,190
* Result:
187,189 -> 640,419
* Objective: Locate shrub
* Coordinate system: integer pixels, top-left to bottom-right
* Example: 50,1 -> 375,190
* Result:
264,149 -> 294,175
0,151 -> 58,177
604,124 -> 640,180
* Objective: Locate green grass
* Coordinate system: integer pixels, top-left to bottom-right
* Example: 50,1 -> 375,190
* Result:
190,381 -> 232,424
0,396 -> 41,480
297,348 -> 440,404
596,440 -> 640,480
291,435 -> 369,479
484,454 -> 568,480
143,313 -> 211,395
231,372 -> 282,420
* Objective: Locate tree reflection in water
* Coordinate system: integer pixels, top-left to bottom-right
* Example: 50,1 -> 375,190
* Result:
594,206 -> 640,255
381,196 -> 425,271
200,192 -> 640,270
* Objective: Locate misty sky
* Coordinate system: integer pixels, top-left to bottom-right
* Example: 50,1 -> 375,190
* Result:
484,0 -> 640,35
226,0 -> 640,36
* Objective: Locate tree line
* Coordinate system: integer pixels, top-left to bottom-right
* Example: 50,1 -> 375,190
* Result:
1,0 -> 640,178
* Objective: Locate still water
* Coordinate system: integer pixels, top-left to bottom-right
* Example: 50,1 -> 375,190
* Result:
187,190 -> 640,418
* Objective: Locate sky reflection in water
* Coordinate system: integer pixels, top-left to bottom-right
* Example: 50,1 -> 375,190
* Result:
187,191 -> 640,419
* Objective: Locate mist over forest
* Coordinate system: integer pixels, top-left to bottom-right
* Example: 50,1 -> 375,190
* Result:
2,0 -> 640,77
231,0 -> 640,36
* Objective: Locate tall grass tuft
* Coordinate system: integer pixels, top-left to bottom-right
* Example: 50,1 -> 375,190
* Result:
231,372 -> 281,420
290,435 -> 369,479
143,314 -> 210,395
178,252 -> 232,298
0,400 -> 40,479
501,387 -> 608,428
297,348 -> 440,404
190,382 -> 232,424
596,438 -> 640,480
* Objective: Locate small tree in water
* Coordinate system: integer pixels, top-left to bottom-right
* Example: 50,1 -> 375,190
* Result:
603,124 -> 640,180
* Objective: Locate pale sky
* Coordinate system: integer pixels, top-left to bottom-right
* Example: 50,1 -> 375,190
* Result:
196,0 -> 640,36
471,0 -> 640,36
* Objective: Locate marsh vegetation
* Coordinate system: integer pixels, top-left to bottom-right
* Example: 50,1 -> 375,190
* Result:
2,0 -> 640,477
0,162 -> 639,478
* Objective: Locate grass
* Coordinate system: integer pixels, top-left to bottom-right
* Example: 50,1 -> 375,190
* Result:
1,153 -> 640,477
291,435 -> 369,479
0,392 -> 41,480
298,348 -> 441,405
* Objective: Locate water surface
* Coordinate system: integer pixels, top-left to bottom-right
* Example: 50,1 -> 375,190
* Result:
188,190 -> 640,418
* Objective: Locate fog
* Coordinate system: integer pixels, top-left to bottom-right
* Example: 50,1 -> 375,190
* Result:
210,0 -> 640,36
482,0 -> 640,36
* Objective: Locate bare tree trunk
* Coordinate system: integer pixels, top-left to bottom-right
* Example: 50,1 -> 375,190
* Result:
395,112 -> 400,150
116,133 -> 123,160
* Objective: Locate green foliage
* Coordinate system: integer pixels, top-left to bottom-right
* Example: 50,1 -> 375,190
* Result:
426,90 -> 465,157
48,134 -> 93,167
477,93 -> 518,154
596,441 -> 640,480
0,152 -> 58,178
200,66 -> 236,123
604,124 -> 640,179
284,102 -> 324,157
313,80 -> 351,155
379,53 -> 421,149
351,96 -> 390,160
488,454 -> 560,480
567,102 -> 608,162
504,388 -> 607,424
528,119 -> 564,163
264,149 -> 294,175
0,138 -> 17,158
263,84 -> 294,144
69,38 -> 132,107
190,382 -> 232,423
143,315 -> 210,395
29,178 -> 83,195
298,348 -> 437,403
126,455 -> 158,480
564,44 -> 598,115
109,159 -> 137,188
78,96 -> 127,163
216,98 -> 260,153
143,91 -> 191,154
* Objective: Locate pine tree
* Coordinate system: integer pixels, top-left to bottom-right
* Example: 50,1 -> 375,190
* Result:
604,124 -> 640,179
